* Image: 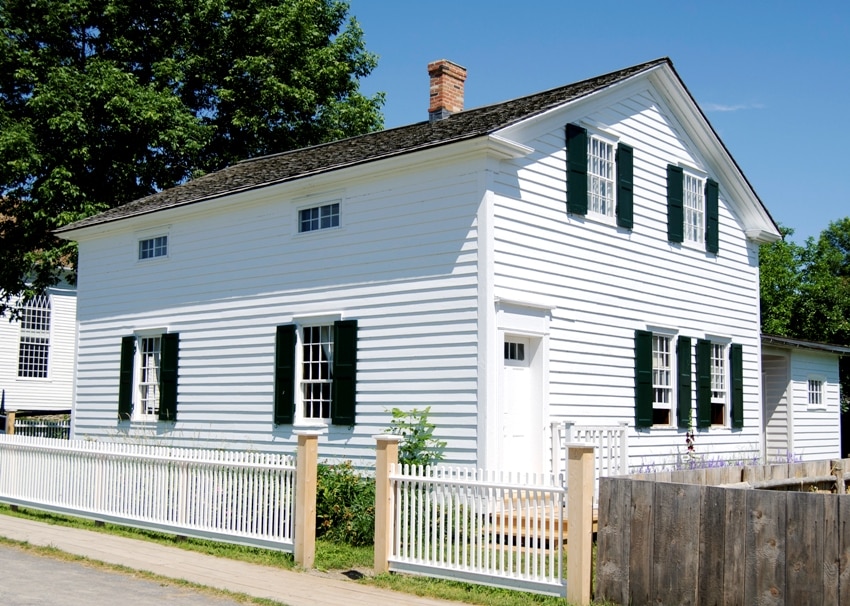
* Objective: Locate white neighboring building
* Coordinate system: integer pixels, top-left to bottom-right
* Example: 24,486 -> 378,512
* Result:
761,335 -> 849,461
57,58 -> 784,470
0,283 -> 77,413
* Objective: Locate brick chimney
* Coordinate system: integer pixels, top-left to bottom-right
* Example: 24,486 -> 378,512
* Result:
428,59 -> 467,122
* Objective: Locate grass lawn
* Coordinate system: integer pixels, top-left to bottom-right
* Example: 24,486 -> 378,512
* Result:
0,503 -> 615,605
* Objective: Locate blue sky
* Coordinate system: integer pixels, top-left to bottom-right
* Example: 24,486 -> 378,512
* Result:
349,0 -> 849,244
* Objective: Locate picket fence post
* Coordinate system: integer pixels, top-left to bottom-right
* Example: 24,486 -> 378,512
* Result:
4,411 -> 15,435
374,434 -> 401,574
567,444 -> 595,606
294,430 -> 320,568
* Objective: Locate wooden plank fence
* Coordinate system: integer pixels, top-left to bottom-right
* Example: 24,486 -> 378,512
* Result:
597,458 -> 850,605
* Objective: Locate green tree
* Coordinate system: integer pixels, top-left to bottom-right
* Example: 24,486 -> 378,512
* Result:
796,218 -> 850,346
760,218 -> 850,409
0,0 -> 383,313
758,226 -> 804,336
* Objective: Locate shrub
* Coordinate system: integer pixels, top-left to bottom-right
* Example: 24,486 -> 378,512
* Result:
315,461 -> 375,546
386,406 -> 446,468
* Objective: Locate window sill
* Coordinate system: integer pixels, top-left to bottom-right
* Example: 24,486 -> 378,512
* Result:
293,420 -> 329,432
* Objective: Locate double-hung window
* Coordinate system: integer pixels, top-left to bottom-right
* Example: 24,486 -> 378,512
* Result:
683,173 -> 705,244
17,292 -> 51,378
118,332 -> 179,421
138,336 -> 162,417
588,135 -> 616,218
651,335 -> 673,425
639,331 -> 743,430
566,123 -> 634,229
302,325 -> 334,420
696,339 -> 743,428
667,165 -> 719,253
709,342 -> 727,425
635,330 -> 692,428
274,319 -> 357,426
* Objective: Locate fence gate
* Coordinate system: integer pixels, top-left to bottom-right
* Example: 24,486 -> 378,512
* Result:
388,465 -> 567,596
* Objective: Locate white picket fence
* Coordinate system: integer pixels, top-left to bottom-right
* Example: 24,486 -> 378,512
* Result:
12,418 -> 71,440
0,435 -> 296,551
550,421 -> 629,504
388,465 -> 567,596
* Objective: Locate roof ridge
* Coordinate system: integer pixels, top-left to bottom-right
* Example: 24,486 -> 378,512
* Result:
57,58 -> 673,234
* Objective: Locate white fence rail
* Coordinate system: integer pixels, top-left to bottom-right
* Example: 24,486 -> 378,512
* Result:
389,465 -> 567,596
0,435 -> 296,551
12,418 -> 71,440
550,421 -> 628,503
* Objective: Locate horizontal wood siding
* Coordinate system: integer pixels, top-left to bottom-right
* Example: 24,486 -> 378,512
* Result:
73,163 -> 482,465
762,352 -> 791,460
787,349 -> 841,460
493,87 -> 764,468
0,286 -> 76,411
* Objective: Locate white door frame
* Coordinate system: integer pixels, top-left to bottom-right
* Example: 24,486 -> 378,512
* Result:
493,298 -> 552,473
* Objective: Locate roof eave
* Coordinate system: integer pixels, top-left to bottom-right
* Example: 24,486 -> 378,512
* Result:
57,133 -> 530,240
762,334 -> 850,355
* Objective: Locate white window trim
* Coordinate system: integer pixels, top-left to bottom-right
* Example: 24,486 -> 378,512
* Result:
579,125 -> 619,226
136,227 -> 171,263
294,198 -> 342,236
651,334 -> 675,424
17,292 -> 52,380
586,132 -> 617,223
291,313 -> 342,428
806,375 -> 827,410
646,325 -> 679,427
676,163 -> 707,248
704,335 -> 731,427
131,327 -> 169,422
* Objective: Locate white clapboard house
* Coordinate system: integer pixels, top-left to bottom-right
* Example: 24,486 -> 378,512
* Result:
58,57 -> 802,470
0,282 -> 76,413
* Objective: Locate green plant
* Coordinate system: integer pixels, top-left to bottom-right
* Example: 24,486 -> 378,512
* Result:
315,461 -> 375,546
386,406 -> 447,468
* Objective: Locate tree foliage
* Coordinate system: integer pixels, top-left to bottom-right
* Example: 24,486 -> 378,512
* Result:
0,0 -> 383,312
758,226 -> 804,336
760,218 -> 850,408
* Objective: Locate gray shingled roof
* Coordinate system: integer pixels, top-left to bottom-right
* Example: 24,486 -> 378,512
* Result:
57,58 -> 670,233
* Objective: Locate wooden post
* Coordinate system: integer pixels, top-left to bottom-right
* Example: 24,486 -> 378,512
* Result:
5,411 -> 15,435
831,459 -> 846,495
293,430 -> 320,568
374,434 -> 401,574
567,444 -> 595,606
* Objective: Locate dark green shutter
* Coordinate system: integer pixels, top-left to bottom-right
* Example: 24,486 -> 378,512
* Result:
676,336 -> 692,429
566,123 -> 588,215
705,178 -> 719,254
635,330 -> 653,428
730,344 -> 744,429
616,143 -> 634,229
274,324 -> 296,425
118,336 -> 135,420
696,339 -> 712,428
159,333 -> 179,421
331,319 -> 358,425
667,164 -> 684,242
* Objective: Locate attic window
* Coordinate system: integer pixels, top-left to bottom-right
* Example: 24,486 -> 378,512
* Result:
299,202 -> 340,233
139,235 -> 168,260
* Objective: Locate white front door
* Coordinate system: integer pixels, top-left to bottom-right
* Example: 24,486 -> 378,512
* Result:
500,337 -> 537,472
